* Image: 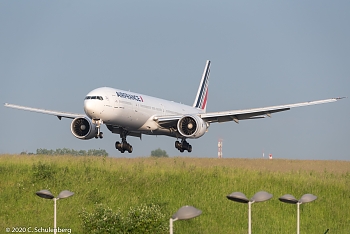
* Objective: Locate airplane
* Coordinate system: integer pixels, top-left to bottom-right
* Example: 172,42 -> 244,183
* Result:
4,60 -> 345,153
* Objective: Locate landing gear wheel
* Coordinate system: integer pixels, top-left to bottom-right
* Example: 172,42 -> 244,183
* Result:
175,141 -> 181,149
127,144 -> 133,153
175,139 -> 192,153
188,145 -> 192,152
115,141 -> 121,150
115,141 -> 133,153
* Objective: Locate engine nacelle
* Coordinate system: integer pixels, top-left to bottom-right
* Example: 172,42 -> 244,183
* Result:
177,115 -> 209,138
71,117 -> 98,140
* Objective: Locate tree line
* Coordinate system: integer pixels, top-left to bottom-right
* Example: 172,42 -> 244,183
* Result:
20,147 -> 167,157
20,148 -> 108,156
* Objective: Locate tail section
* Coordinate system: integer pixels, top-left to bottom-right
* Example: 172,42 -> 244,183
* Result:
193,60 -> 211,112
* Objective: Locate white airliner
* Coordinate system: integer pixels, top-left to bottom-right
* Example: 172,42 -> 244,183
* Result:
5,60 -> 344,153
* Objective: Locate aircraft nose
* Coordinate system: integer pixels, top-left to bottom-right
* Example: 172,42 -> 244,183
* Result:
84,100 -> 95,118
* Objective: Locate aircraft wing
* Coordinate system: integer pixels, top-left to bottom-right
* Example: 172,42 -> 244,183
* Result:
4,103 -> 84,120
154,97 -> 344,128
153,115 -> 182,129
200,97 -> 344,124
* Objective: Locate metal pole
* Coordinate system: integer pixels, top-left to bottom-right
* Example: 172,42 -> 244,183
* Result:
169,218 -> 173,234
297,202 -> 300,234
248,201 -> 252,234
169,218 -> 178,234
54,198 -> 57,234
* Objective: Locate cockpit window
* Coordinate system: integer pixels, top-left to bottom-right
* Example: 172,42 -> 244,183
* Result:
85,96 -> 103,100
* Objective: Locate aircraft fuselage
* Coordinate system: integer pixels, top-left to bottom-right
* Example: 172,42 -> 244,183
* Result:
84,87 -> 204,137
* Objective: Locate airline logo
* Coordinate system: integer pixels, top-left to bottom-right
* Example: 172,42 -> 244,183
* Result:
198,87 -> 208,110
116,91 -> 144,102
194,60 -> 210,111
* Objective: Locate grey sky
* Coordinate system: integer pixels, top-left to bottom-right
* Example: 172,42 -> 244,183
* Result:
1,1 -> 349,160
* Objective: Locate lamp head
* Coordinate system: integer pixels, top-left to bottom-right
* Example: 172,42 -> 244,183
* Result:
226,192 -> 249,203
36,190 -> 54,199
57,190 -> 74,199
171,205 -> 202,220
279,194 -> 317,204
251,191 -> 273,203
299,194 -> 317,204
279,194 -> 298,204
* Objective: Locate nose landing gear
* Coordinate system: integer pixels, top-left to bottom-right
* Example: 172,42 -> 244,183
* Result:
94,119 -> 104,139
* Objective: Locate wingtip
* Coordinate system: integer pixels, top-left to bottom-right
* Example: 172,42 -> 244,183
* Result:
335,97 -> 347,100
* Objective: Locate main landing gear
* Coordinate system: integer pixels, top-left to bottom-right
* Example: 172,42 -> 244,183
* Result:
115,129 -> 133,153
175,139 -> 192,153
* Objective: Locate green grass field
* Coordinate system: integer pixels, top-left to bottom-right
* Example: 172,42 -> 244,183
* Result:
0,155 -> 349,233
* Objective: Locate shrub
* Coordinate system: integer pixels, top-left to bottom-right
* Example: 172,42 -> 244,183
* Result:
80,204 -> 124,234
80,203 -> 167,233
125,203 -> 167,233
150,148 -> 168,157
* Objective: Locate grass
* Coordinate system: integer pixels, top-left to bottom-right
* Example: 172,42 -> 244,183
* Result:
0,155 -> 349,233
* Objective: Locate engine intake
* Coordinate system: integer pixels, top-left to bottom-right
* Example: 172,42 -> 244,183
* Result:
177,115 -> 208,138
71,117 -> 98,139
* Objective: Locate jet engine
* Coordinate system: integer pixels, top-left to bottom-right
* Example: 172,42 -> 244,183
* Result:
71,117 -> 98,139
177,115 -> 209,138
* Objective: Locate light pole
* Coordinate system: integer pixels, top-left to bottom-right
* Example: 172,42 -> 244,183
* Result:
36,190 -> 74,234
170,205 -> 202,234
279,193 -> 317,234
227,191 -> 273,234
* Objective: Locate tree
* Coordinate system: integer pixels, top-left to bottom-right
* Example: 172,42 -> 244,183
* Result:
150,148 -> 168,157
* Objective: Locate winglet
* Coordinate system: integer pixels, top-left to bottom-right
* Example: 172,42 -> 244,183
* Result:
193,60 -> 211,112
